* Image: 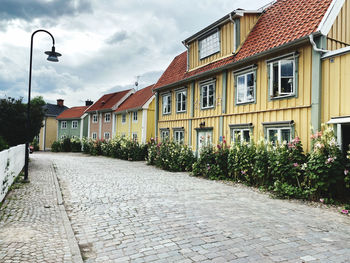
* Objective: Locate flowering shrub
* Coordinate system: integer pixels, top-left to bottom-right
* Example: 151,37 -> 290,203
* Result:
304,125 -> 346,200
192,139 -> 229,180
51,137 -> 82,152
147,140 -> 195,172
252,139 -> 271,187
228,140 -> 256,184
71,137 -> 82,152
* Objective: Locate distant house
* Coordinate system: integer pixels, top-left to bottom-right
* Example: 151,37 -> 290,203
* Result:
56,100 -> 93,140
86,89 -> 134,140
38,99 -> 68,151
115,84 -> 155,143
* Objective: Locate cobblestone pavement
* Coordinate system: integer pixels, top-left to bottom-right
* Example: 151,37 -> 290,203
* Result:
0,152 -> 81,263
42,152 -> 350,263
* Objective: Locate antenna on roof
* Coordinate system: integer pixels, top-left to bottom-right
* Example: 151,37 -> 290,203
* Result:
135,76 -> 140,91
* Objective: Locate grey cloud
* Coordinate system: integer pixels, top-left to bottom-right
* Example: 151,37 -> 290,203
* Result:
107,30 -> 128,45
0,0 -> 92,22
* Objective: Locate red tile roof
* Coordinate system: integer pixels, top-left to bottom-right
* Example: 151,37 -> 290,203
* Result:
57,106 -> 89,120
115,84 -> 155,113
153,0 -> 333,90
87,89 -> 133,112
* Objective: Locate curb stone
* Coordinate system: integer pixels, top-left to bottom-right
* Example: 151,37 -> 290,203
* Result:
51,163 -> 83,263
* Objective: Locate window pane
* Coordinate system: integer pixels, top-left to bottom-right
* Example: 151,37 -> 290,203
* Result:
243,130 -> 250,142
281,129 -> 291,143
247,73 -> 254,87
272,62 -> 279,96
281,78 -> 293,94
268,129 -> 278,143
237,76 -> 245,103
234,130 -> 241,142
281,60 -> 293,77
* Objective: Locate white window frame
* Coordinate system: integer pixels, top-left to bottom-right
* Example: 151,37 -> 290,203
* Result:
92,132 -> 97,140
176,89 -> 187,113
72,120 -> 78,129
235,71 -> 256,105
269,57 -> 296,99
133,111 -> 138,122
199,29 -> 220,60
200,81 -> 216,109
122,114 -> 126,124
231,128 -> 251,143
104,132 -> 110,140
132,132 -> 138,141
61,121 -> 67,129
174,130 -> 184,144
104,113 -> 111,123
267,127 -> 292,144
160,129 -> 170,141
162,93 -> 171,115
61,135 -> 67,139
92,114 -> 98,123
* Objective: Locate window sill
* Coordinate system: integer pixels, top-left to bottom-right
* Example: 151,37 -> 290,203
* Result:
269,94 -> 296,101
162,112 -> 171,116
200,106 -> 215,110
236,100 -> 256,106
176,110 -> 187,114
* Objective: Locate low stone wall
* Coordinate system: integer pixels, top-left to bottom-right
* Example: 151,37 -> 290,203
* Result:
0,144 -> 25,202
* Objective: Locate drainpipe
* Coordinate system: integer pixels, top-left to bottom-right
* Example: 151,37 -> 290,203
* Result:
182,41 -> 190,71
229,13 -> 236,53
309,33 -> 328,132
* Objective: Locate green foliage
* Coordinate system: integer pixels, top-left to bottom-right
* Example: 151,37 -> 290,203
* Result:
51,137 -> 82,153
0,96 -> 45,147
304,126 -> 347,200
0,136 -> 9,152
70,137 -> 82,152
51,140 -> 61,152
192,140 -> 229,180
31,137 -> 39,151
147,139 -> 196,172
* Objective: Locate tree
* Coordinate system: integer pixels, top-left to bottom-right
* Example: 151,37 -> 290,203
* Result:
0,96 -> 45,147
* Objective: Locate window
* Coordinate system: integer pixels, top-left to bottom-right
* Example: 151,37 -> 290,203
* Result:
133,111 -> 138,122
92,114 -> 98,123
263,121 -> 294,144
235,70 -> 256,104
72,121 -> 78,129
61,135 -> 67,139
160,129 -> 170,141
199,29 -> 220,59
201,81 -> 215,109
162,94 -> 171,115
105,113 -> 111,123
269,56 -> 297,99
121,133 -> 126,138
92,132 -> 97,139
174,129 -> 184,144
231,129 -> 251,143
61,121 -> 67,129
122,114 -> 126,124
176,89 -> 187,113
104,132 -> 110,140
132,133 -> 138,141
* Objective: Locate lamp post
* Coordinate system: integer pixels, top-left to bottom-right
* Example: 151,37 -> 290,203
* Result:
24,29 -> 61,182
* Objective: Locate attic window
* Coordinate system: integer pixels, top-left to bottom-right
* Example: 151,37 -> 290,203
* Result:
101,101 -> 105,105
199,29 -> 220,60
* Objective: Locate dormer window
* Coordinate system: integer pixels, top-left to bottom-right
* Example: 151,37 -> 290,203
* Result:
199,29 -> 220,60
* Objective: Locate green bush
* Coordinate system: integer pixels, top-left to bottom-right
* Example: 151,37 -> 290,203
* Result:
71,138 -> 82,152
31,137 -> 39,151
51,140 -> 61,152
252,139 -> 271,187
304,126 -> 346,200
0,136 -> 9,152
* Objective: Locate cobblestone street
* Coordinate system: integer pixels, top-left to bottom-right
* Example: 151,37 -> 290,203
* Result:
1,152 -> 350,262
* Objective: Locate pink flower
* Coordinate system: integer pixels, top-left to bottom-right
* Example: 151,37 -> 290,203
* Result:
217,144 -> 222,150
241,170 -> 246,175
293,163 -> 299,167
223,140 -> 227,144
344,169 -> 349,175
341,209 -> 349,215
325,157 -> 334,164
320,198 -> 324,203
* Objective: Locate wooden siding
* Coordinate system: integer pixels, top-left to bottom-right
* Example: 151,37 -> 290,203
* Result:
158,45 -> 314,151
322,51 -> 350,123
146,100 -> 156,141
327,0 -> 350,50
188,14 -> 259,71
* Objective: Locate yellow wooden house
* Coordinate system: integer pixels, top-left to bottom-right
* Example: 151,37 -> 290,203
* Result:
153,0 -> 350,154
114,84 -> 155,143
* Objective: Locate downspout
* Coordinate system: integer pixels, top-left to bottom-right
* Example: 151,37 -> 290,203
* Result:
182,41 -> 190,71
229,13 -> 236,53
309,33 -> 328,132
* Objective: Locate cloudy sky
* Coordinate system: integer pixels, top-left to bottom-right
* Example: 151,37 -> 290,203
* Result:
0,0 -> 272,107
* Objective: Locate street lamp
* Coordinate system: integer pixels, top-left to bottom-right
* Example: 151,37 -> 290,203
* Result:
24,29 -> 61,182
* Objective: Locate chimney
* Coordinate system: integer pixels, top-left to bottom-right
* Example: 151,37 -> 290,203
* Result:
57,99 -> 64,107
85,100 -> 93,106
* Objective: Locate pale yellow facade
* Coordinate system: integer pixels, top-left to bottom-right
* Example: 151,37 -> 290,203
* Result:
38,117 -> 58,151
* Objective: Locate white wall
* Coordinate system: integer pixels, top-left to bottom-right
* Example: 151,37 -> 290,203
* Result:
0,144 -> 25,202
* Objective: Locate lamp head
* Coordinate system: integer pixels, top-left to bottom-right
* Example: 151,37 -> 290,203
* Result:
45,46 -> 61,62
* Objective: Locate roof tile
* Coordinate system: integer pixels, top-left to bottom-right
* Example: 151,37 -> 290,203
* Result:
87,89 -> 133,112
57,106 -> 89,120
